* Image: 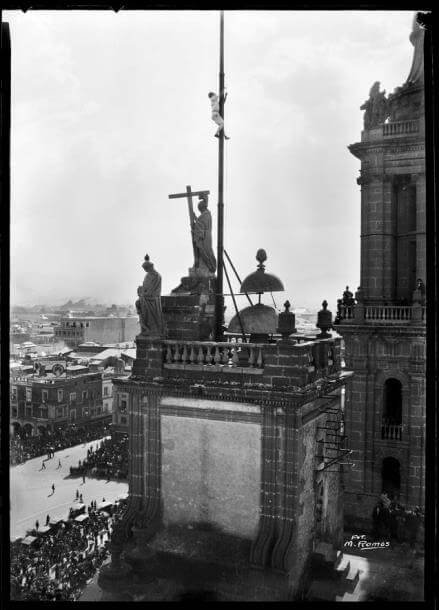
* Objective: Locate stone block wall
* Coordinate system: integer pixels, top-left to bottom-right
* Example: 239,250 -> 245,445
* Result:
340,325 -> 426,524
160,410 -> 261,539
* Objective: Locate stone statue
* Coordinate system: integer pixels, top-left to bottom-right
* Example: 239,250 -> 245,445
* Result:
192,194 -> 216,275
406,13 -> 425,85
360,81 -> 389,130
334,298 -> 343,325
354,285 -> 364,304
135,255 -> 164,337
412,278 -> 426,305
342,286 -> 355,307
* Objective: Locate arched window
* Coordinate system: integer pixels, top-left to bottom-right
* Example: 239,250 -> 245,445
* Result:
381,456 -> 401,499
383,378 -> 402,425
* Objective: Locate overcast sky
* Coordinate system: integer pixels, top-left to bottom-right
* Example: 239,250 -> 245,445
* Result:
6,9 -> 416,310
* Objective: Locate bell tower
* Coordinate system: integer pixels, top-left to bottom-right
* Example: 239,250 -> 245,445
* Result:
337,14 -> 426,527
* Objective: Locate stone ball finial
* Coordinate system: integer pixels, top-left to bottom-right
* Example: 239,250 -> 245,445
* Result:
277,298 -> 296,340
144,253 -> 150,261
256,249 -> 267,269
317,300 -> 332,338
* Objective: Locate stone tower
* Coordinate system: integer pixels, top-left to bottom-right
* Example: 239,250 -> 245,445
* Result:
337,15 -> 426,528
100,251 -> 352,601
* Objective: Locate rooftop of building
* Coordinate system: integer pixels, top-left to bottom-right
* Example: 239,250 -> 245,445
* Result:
60,315 -> 137,320
11,368 -> 103,384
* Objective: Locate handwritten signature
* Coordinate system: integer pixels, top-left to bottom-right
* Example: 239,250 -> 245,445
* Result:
344,534 -> 390,550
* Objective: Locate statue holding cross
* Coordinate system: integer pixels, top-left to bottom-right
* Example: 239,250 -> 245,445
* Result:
169,185 -> 217,276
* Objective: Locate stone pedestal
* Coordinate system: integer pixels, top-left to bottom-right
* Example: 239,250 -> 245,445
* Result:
161,275 -> 217,341
411,302 -> 423,323
354,303 -> 364,322
132,337 -> 163,378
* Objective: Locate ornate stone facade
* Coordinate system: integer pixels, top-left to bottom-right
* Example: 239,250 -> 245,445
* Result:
338,17 -> 426,527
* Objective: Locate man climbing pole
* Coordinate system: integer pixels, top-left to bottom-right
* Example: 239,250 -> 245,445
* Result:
208,90 -> 230,139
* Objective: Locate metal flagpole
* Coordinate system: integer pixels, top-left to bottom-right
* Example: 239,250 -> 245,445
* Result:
215,10 -> 225,341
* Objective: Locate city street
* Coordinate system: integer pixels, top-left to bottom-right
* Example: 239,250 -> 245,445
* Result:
10,438 -> 128,540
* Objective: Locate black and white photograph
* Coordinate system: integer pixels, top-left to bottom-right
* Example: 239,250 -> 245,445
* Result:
1,6 -> 435,603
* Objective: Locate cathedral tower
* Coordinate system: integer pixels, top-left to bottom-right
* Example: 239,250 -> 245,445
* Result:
338,15 -> 426,527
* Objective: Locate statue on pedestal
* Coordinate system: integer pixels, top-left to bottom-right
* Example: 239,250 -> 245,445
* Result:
135,255 -> 164,337
192,194 -> 216,275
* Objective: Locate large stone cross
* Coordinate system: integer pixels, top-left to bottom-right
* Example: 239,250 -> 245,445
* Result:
168,185 -> 210,260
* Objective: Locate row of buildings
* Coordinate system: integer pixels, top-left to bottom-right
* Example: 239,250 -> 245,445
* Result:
11,314 -> 138,351
9,343 -> 136,440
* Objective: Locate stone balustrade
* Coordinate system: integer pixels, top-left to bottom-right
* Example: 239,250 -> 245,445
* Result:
383,119 -> 419,137
338,304 -> 426,324
381,421 -> 403,441
365,305 -> 412,321
340,306 -> 354,320
163,340 -> 265,369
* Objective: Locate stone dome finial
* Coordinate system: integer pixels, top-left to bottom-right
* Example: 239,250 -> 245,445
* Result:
240,249 -> 284,295
256,249 -> 267,269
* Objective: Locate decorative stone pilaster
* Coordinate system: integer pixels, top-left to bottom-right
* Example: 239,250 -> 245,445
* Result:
98,519 -> 131,584
125,389 -> 163,569
382,173 -> 394,301
270,408 -> 299,572
250,405 -> 278,567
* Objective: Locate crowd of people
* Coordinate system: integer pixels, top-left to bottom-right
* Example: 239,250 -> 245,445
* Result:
69,435 -> 128,481
371,492 -> 424,550
9,421 -> 111,465
10,498 -> 127,601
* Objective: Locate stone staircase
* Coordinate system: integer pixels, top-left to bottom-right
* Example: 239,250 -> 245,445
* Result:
306,543 -> 361,601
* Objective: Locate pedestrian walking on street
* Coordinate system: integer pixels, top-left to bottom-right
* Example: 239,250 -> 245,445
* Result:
76,489 -> 79,500
35,520 -> 39,531
57,459 -> 62,469
82,474 -> 86,484
41,461 -> 46,470
46,514 -> 50,526
79,494 -> 83,504
51,483 -> 55,494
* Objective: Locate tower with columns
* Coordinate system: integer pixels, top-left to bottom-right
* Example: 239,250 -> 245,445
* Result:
337,15 -> 426,527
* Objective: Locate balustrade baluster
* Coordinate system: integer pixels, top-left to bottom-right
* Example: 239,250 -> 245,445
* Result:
214,345 -> 221,365
256,347 -> 263,368
166,345 -> 172,363
248,346 -> 255,367
173,343 -> 180,362
231,346 -> 239,367
189,344 -> 196,364
205,345 -> 213,364
197,345 -> 205,364
221,346 -> 230,365
181,344 -> 188,363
